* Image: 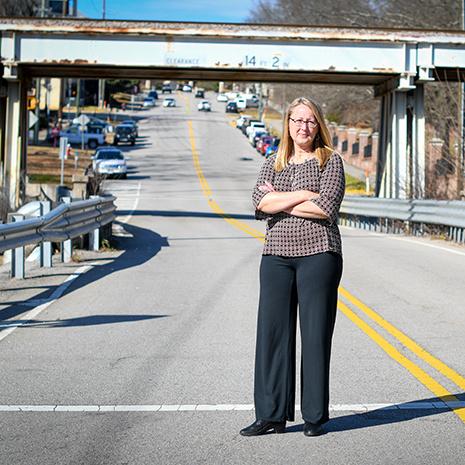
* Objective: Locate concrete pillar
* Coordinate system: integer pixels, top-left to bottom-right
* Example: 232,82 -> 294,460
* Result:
347,128 -> 357,157
4,81 -> 22,208
337,125 -> 346,156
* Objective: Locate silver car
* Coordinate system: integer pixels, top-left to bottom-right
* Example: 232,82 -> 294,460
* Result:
92,147 -> 127,179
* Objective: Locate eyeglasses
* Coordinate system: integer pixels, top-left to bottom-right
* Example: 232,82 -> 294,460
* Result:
289,117 -> 319,128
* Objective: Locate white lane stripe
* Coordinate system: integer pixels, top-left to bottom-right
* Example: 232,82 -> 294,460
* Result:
115,181 -> 141,225
0,402 -> 462,412
0,264 -> 94,342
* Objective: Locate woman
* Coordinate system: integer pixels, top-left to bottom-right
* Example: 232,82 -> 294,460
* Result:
240,97 -> 345,437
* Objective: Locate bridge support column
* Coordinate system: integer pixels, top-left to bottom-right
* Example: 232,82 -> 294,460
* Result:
376,86 -> 425,199
2,76 -> 28,210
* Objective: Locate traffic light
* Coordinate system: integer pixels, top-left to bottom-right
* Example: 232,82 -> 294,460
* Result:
27,94 -> 37,110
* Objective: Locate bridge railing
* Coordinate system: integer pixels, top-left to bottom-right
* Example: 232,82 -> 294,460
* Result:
0,196 -> 116,278
339,196 -> 465,244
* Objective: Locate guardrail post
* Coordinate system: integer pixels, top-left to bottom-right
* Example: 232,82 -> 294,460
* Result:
61,197 -> 72,263
89,195 -> 100,251
11,215 -> 25,279
40,201 -> 52,267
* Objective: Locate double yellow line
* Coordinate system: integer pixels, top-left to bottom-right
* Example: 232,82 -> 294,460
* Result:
188,120 -> 465,423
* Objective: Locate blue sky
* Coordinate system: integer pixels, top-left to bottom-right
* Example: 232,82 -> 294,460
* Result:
78,0 -> 258,22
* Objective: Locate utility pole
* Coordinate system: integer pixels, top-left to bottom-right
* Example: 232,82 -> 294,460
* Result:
459,0 -> 465,198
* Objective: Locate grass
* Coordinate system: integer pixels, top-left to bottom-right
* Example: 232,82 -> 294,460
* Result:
345,173 -> 374,194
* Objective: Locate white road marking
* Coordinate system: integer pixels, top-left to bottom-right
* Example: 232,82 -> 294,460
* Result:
0,402 -> 462,412
0,264 -> 94,342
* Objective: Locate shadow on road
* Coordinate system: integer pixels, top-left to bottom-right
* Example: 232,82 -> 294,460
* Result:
285,393 -> 465,434
0,222 -> 169,326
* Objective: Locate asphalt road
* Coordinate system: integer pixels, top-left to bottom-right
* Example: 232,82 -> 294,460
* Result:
0,91 -> 464,464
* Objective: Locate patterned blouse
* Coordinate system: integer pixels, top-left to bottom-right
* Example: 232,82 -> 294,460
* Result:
252,152 -> 345,257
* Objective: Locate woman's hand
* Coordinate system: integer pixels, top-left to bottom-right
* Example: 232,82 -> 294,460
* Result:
259,180 -> 276,193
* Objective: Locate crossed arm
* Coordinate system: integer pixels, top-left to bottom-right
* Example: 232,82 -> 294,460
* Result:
257,181 -> 328,219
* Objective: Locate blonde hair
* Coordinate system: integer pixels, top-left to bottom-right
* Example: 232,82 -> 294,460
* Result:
274,97 -> 334,172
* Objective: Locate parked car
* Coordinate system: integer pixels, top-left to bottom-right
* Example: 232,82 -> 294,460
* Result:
161,84 -> 172,93
217,93 -> 228,102
226,101 -> 239,113
182,85 -> 192,92
197,100 -> 211,111
241,118 -> 261,135
246,121 -> 266,138
236,114 -> 253,129
234,97 -> 248,110
121,119 -> 138,137
143,97 -> 155,107
92,147 -> 127,179
265,138 -> 281,157
256,135 -> 274,153
114,124 -> 136,145
195,89 -> 205,98
72,116 -> 113,132
163,98 -> 176,107
249,130 -> 269,146
148,90 -> 158,100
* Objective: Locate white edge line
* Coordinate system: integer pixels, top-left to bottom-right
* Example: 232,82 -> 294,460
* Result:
0,402 -> 458,413
0,264 -> 95,343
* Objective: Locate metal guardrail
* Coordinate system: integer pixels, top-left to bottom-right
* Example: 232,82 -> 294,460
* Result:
339,196 -> 465,244
0,196 -> 116,278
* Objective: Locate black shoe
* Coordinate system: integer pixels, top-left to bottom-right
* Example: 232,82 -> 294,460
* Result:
303,422 -> 323,437
240,420 -> 286,436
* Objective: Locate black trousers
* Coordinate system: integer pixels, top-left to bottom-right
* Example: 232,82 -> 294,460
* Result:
254,252 -> 343,425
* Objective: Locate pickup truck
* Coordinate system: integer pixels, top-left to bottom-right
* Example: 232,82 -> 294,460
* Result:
56,125 -> 106,149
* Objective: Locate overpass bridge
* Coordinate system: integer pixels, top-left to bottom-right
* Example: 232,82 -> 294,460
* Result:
2,17 -> 465,207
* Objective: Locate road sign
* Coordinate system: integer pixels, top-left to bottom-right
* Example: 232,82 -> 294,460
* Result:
28,111 -> 38,129
74,114 -> 90,127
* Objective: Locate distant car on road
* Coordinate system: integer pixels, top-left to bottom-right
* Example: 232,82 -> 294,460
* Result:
161,84 -> 172,93
226,101 -> 239,113
195,89 -> 205,98
92,147 -> 127,179
197,100 -> 211,111
217,93 -> 228,102
121,120 -> 138,137
148,90 -> 158,100
182,85 -> 192,92
143,97 -> 155,107
163,98 -> 176,107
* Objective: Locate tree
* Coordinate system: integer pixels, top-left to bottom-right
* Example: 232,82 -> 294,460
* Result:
247,0 -> 460,30
0,0 -> 40,17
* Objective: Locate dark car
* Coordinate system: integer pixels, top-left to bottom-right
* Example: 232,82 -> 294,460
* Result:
195,90 -> 205,98
114,124 -> 136,146
161,84 -> 172,93
121,120 -> 138,137
148,90 -> 158,100
226,101 -> 239,113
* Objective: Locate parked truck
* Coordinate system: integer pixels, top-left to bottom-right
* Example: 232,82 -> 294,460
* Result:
56,125 -> 106,149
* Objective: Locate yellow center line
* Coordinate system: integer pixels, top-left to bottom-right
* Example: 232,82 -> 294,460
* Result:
177,91 -> 190,114
339,286 -> 465,392
188,120 -> 465,423
338,301 -> 465,422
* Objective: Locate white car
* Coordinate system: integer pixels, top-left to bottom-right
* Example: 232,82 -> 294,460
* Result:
236,114 -> 253,128
163,98 -> 176,107
92,147 -> 127,179
217,93 -> 228,102
246,122 -> 266,137
197,100 -> 211,111
182,85 -> 192,92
